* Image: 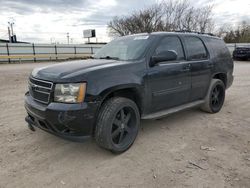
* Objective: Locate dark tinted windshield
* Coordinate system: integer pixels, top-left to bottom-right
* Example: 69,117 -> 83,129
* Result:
94,35 -> 152,61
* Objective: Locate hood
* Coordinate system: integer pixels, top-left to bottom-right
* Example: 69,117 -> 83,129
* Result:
32,59 -> 127,82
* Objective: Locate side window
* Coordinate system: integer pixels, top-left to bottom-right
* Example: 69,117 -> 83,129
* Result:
208,38 -> 231,59
155,36 -> 185,60
184,36 -> 208,60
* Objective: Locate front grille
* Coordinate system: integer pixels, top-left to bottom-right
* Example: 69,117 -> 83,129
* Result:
236,48 -> 250,54
29,77 -> 53,104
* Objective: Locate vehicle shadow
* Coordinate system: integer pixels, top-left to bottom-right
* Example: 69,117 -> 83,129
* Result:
139,108 -> 206,135
34,107 -> 206,157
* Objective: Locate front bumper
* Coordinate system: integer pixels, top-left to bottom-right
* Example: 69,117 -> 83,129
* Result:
24,92 -> 99,142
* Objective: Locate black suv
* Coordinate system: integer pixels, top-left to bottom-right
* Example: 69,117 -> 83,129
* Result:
25,32 -> 234,153
233,47 -> 250,60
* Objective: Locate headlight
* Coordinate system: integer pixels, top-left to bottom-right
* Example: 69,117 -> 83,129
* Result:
54,83 -> 86,103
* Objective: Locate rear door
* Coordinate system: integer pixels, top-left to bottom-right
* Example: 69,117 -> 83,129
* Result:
147,36 -> 191,112
182,36 -> 212,101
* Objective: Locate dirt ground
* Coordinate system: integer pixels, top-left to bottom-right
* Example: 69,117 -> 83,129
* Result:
0,61 -> 249,188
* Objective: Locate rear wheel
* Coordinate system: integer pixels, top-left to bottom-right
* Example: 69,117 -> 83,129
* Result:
201,79 -> 225,113
95,97 -> 140,153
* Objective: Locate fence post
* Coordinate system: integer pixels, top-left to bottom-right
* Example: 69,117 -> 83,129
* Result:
74,46 -> 76,58
91,46 -> 93,54
6,43 -> 10,63
55,45 -> 57,61
32,43 -> 36,62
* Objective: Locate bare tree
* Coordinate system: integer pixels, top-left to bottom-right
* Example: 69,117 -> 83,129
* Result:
108,4 -> 165,36
218,21 -> 250,43
108,0 -> 214,37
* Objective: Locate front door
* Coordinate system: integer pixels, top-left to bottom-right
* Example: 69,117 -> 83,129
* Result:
147,36 -> 191,112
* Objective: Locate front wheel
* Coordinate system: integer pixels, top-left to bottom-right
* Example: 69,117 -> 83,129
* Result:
95,97 -> 140,153
201,79 -> 225,113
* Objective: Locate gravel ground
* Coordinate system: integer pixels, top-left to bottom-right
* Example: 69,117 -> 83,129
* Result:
0,61 -> 249,188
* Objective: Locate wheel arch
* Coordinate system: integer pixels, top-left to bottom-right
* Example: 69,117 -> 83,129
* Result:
212,72 -> 227,87
91,84 -> 143,136
99,84 -> 144,115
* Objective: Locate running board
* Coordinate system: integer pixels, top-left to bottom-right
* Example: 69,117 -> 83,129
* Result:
141,100 -> 204,120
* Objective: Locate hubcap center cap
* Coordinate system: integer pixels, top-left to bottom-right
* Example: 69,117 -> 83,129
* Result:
121,123 -> 125,129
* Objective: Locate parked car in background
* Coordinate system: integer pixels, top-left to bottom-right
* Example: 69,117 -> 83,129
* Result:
25,32 -> 234,153
233,47 -> 250,60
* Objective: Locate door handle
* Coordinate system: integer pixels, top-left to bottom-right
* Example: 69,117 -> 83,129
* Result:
182,63 -> 191,70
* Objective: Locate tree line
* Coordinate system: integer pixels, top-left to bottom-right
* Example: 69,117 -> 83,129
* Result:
218,21 -> 250,43
108,0 -> 213,36
107,0 -> 250,43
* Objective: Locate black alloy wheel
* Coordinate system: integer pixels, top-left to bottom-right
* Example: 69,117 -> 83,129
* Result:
95,97 -> 140,153
111,107 -> 137,147
201,79 -> 225,113
211,84 -> 224,110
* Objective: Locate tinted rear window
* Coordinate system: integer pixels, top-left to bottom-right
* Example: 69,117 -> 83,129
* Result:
206,38 -> 231,58
184,36 -> 208,60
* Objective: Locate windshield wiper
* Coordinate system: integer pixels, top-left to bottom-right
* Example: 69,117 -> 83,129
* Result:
99,56 -> 120,60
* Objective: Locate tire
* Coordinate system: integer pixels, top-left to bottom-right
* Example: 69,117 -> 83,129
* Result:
95,97 -> 140,153
201,79 -> 225,113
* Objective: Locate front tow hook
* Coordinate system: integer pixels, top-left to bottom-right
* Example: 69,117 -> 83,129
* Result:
25,116 -> 36,132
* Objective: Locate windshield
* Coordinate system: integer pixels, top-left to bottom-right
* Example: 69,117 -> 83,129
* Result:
93,35 -> 152,61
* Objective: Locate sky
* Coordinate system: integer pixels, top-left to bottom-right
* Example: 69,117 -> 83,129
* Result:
0,0 -> 249,44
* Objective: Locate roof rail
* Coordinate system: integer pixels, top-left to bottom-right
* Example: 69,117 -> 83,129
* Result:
174,30 -> 215,36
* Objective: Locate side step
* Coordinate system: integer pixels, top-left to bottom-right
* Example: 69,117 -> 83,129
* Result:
141,100 -> 204,120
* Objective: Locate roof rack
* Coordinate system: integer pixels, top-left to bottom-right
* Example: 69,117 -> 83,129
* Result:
174,30 -> 215,36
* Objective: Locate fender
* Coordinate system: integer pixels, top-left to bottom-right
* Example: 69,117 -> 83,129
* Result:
85,62 -> 146,99
99,83 -> 144,101
86,71 -> 146,114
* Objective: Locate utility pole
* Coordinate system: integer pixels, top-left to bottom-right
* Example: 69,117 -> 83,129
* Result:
8,22 -> 15,43
66,32 -> 69,44
7,26 -> 11,42
8,22 -> 14,36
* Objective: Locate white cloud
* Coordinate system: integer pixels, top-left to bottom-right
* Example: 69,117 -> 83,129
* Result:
212,0 -> 250,27
0,0 -> 249,43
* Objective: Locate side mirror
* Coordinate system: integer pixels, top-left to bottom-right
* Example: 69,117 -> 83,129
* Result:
150,50 -> 178,67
